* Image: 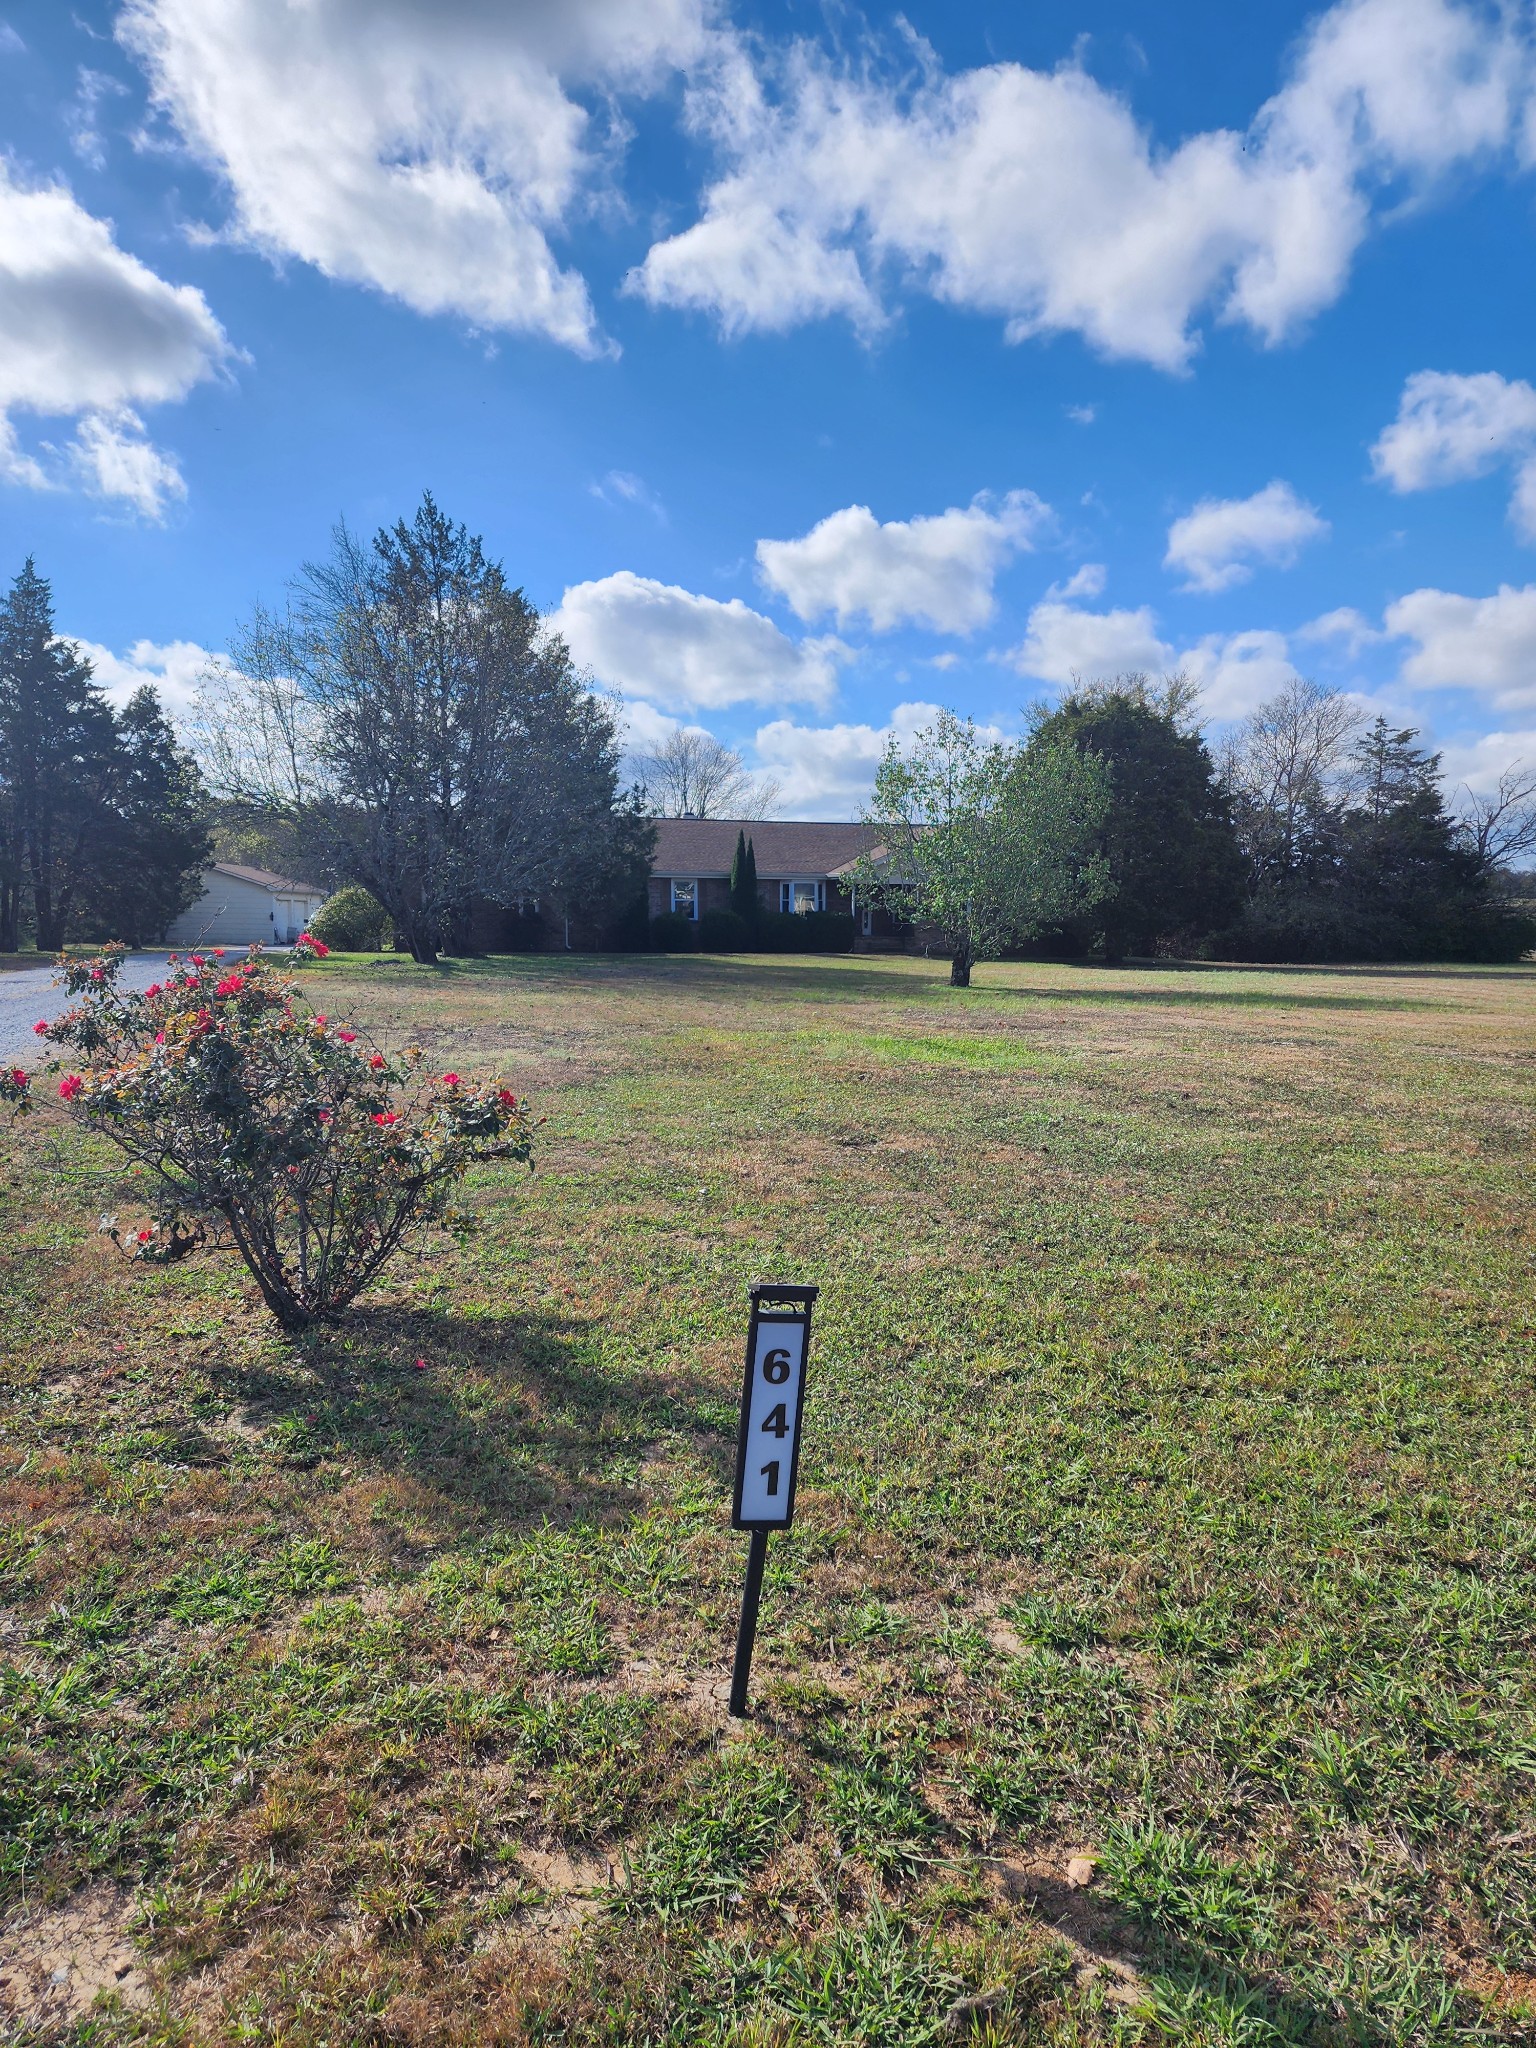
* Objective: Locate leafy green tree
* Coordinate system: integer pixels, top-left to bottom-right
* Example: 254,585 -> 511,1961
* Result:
1028,679 -> 1242,959
78,687 -> 213,947
848,709 -> 1112,987
0,560 -> 118,952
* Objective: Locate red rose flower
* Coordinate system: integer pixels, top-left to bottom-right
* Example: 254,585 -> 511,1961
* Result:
369,1053 -> 386,1071
58,1074 -> 83,1100
337,1030 -> 356,1043
213,948 -> 225,957
317,1108 -> 332,1123
497,1088 -> 518,1110
137,1229 -> 151,1243
442,1072 -> 460,1087
33,1020 -> 47,1035
191,954 -> 205,967
372,1110 -> 399,1126
215,974 -> 245,998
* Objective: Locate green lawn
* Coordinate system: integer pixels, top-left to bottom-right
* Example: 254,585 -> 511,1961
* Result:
2,950 -> 1534,2045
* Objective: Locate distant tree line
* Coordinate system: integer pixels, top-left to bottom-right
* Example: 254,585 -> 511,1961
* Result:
0,561 -> 211,953
1017,675 -> 1534,965
852,677 -> 1532,978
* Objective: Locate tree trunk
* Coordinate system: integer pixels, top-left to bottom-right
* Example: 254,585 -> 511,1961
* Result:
949,947 -> 973,988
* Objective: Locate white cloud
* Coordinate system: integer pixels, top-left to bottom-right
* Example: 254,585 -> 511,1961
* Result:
66,409 -> 186,519
119,0 -> 709,354
1066,403 -> 1097,425
756,490 -> 1048,633
1165,480 -> 1328,593
1371,370 -> 1536,489
632,0 -> 1533,369
590,469 -> 665,517
1300,605 -> 1386,656
1050,562 -> 1107,600
551,569 -> 846,711
1513,458 -> 1536,544
1387,583 -> 1536,710
1371,370 -> 1536,541
1437,727 -> 1536,798
1179,628 -> 1298,720
751,699 -> 1008,816
0,160 -> 232,509
1008,600 -> 1172,684
75,636 -> 218,718
69,66 -> 129,170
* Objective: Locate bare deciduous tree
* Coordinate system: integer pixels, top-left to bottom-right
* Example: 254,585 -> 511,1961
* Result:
189,629 -> 325,821
1456,764 -> 1536,876
1221,678 -> 1362,880
635,728 -> 781,818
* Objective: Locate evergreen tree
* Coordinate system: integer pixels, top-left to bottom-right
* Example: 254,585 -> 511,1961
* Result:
79,687 -> 213,946
233,495 -> 641,964
0,560 -> 118,951
1028,681 -> 1243,958
1334,718 -> 1487,956
729,828 -> 760,921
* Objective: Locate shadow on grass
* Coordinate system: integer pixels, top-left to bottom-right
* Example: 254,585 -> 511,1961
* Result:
207,1303 -> 736,1544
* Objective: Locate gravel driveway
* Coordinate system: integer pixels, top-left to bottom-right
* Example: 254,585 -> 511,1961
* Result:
0,953 -> 176,1061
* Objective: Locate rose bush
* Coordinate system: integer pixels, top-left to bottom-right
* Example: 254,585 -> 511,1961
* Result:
38,944 -> 534,1328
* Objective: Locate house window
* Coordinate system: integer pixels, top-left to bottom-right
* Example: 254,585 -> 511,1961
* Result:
670,879 -> 698,919
780,879 -> 822,914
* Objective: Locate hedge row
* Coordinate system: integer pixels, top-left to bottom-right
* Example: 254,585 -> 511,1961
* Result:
651,909 -> 856,954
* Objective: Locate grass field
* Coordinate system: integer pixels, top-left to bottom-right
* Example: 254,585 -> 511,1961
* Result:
2,949 -> 1534,2046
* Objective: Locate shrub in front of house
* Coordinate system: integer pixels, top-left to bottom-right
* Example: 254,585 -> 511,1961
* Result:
754,911 -> 857,953
698,908 -> 751,951
38,944 -> 534,1329
649,911 -> 698,951
310,885 -> 393,953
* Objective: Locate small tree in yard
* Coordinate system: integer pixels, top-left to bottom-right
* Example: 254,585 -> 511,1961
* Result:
849,710 -> 1112,987
36,945 -> 533,1329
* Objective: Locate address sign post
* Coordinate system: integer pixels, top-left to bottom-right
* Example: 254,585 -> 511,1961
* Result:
728,1280 -> 818,1718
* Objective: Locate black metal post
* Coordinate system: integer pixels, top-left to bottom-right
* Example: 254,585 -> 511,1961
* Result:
728,1527 -> 769,1717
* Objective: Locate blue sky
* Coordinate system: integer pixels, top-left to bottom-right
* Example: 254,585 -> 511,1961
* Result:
3,0 -> 1536,813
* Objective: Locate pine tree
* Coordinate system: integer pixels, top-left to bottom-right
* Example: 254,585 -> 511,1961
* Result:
729,828 -> 752,919
0,560 -> 118,951
79,687 -> 213,946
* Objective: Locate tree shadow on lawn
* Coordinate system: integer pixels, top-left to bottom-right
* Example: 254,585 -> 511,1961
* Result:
206,1302 -> 738,1549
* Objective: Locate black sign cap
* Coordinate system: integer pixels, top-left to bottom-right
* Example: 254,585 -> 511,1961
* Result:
750,1281 -> 819,1309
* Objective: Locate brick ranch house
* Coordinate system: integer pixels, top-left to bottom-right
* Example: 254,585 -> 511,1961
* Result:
648,818 -> 912,944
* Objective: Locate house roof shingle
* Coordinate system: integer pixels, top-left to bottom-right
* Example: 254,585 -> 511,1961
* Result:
211,862 -> 327,895
650,818 -> 885,878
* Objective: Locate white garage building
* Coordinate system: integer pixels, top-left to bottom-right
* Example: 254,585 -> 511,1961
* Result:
163,863 -> 329,950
